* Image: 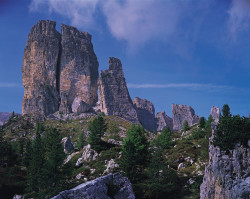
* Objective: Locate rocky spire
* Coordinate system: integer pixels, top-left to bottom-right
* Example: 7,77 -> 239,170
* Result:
156,111 -> 173,132
210,106 -> 221,123
99,57 -> 139,123
22,20 -> 61,116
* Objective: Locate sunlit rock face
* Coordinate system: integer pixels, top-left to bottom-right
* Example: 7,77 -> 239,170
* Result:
156,111 -> 173,132
210,106 -> 221,123
59,24 -> 99,113
172,104 -> 200,131
99,57 -> 139,123
22,20 -> 61,116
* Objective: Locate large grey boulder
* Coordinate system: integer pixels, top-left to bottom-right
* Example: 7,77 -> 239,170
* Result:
61,137 -> 74,153
51,173 -> 135,199
99,57 -> 139,123
210,106 -> 221,123
156,111 -> 173,132
76,144 -> 98,166
200,126 -> 250,199
133,97 -> 156,131
172,104 -> 200,131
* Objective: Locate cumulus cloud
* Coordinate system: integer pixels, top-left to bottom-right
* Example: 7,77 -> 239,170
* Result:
228,0 -> 250,39
127,83 -> 247,92
29,0 -> 99,29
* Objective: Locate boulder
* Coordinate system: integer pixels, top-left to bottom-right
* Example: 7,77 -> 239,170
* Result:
72,97 -> 91,113
156,111 -> 173,132
51,173 -> 135,199
76,144 -> 98,166
133,97 -> 156,131
210,106 -> 221,123
103,159 -> 119,174
59,24 -> 99,113
22,20 -> 61,116
98,57 -> 139,123
172,104 -> 200,131
61,137 -> 74,153
200,126 -> 250,199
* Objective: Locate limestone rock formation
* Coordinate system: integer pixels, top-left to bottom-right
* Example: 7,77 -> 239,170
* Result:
99,57 -> 139,123
156,111 -> 173,132
133,97 -> 156,131
76,144 -> 98,166
61,137 -> 74,153
200,126 -> 250,199
22,20 -> 61,116
72,97 -> 91,113
0,112 -> 12,125
59,24 -> 99,113
172,104 -> 200,131
210,106 -> 221,123
51,173 -> 135,199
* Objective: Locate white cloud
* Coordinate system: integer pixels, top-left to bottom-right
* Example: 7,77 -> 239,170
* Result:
29,0 -> 99,29
127,83 -> 246,92
0,83 -> 22,88
228,0 -> 250,39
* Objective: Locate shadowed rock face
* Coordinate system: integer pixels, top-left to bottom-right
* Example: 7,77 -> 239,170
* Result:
172,104 -> 200,131
22,20 -> 61,116
133,97 -> 156,131
210,106 -> 221,123
22,20 -> 99,116
200,126 -> 250,199
99,57 -> 139,123
156,111 -> 173,132
59,24 -> 99,113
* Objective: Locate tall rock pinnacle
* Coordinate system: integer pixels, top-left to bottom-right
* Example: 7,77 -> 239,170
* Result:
99,57 -> 139,123
22,20 -> 61,116
59,24 -> 99,113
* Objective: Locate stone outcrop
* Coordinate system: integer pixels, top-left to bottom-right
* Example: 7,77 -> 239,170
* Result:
156,111 -> 173,132
200,126 -> 250,199
71,97 -> 91,113
22,20 -> 61,116
22,20 -> 99,116
172,104 -> 200,131
51,173 -> 135,199
0,112 -> 12,125
99,57 -> 139,123
59,24 -> 99,113
133,97 -> 156,131
61,137 -> 74,153
76,144 -> 98,166
210,106 -> 221,123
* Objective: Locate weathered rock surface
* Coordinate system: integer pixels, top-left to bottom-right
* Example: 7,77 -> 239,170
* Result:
99,57 -> 139,123
22,20 -> 61,116
200,126 -> 250,199
103,159 -> 119,174
172,104 -> 200,131
51,173 -> 135,199
61,137 -> 74,153
210,106 -> 221,123
76,144 -> 98,166
156,111 -> 173,132
72,97 -> 92,113
59,24 -> 99,113
133,97 -> 156,131
0,112 -> 12,125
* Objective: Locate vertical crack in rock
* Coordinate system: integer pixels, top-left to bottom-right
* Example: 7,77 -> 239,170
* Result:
59,24 -> 99,113
99,57 -> 139,123
22,20 -> 61,117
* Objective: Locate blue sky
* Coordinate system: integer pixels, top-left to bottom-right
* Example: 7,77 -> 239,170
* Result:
0,0 -> 250,118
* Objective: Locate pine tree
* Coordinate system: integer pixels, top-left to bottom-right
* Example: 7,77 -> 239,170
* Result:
153,127 -> 174,149
88,116 -> 107,152
182,120 -> 189,131
76,132 -> 85,150
23,139 -> 32,167
199,117 -> 206,128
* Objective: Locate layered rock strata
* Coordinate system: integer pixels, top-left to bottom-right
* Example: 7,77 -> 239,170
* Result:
172,104 -> 200,131
22,20 -> 99,116
210,106 -> 221,123
200,126 -> 250,199
99,57 -> 139,123
22,20 -> 61,116
133,97 -> 156,131
51,173 -> 135,199
156,111 -> 173,132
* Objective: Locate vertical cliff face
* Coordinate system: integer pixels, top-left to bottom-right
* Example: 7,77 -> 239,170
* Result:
200,126 -> 250,199
99,57 -> 139,123
22,20 -> 61,116
172,104 -> 200,131
22,20 -> 99,116
59,24 -> 99,113
156,111 -> 173,132
210,106 -> 221,123
133,97 -> 156,131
